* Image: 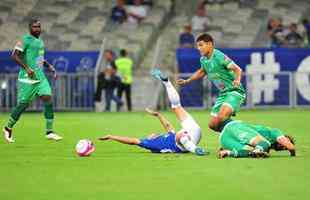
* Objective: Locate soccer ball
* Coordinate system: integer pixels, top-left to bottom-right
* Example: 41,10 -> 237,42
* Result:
75,139 -> 95,157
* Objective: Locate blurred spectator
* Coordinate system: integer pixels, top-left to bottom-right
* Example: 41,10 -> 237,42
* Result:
115,49 -> 133,111
179,25 -> 195,48
102,67 -> 123,112
302,19 -> 310,46
285,23 -> 303,47
267,18 -> 286,47
126,0 -> 147,24
191,6 -> 210,33
103,50 -> 117,69
111,0 -> 127,24
94,50 -> 117,112
142,0 -> 153,7
203,0 -> 225,5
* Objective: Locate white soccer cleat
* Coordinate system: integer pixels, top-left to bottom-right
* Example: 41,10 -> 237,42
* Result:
46,132 -> 63,141
3,127 -> 15,143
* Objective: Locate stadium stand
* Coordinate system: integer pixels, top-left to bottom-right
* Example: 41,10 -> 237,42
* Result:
0,0 -> 309,111
0,0 -> 309,51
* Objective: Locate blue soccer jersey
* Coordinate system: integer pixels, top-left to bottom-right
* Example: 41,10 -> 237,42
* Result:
138,132 -> 184,153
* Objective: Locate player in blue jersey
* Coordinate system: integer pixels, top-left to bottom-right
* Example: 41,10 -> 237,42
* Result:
98,70 -> 207,155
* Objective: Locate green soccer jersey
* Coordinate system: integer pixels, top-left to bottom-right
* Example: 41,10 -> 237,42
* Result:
220,121 -> 283,147
248,124 -> 284,144
15,34 -> 46,83
200,49 -> 245,95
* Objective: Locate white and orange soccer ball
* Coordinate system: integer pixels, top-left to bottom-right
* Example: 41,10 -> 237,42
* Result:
75,139 -> 95,157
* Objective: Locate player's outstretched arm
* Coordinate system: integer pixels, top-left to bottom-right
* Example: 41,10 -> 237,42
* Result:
228,64 -> 242,87
145,108 -> 175,132
98,135 -> 140,145
176,68 -> 205,85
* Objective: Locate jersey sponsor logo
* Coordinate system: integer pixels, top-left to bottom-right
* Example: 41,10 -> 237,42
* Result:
36,56 -> 44,68
213,80 -> 225,90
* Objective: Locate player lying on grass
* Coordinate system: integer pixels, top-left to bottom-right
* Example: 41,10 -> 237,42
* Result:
98,69 -> 207,155
218,120 -> 296,158
177,33 -> 245,132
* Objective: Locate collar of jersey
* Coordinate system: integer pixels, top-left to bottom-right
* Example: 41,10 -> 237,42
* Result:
27,34 -> 40,40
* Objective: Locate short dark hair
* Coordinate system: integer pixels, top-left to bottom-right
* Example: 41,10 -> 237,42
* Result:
120,49 -> 127,57
29,18 -> 40,27
285,135 -> 295,145
302,18 -> 309,25
272,135 -> 295,151
196,33 -> 214,44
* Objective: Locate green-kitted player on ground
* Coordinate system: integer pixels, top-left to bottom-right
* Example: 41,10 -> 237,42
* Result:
3,19 -> 62,143
177,33 -> 245,132
218,120 -> 296,158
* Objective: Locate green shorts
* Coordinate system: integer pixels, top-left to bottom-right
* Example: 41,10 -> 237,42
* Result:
17,78 -> 52,103
219,121 -> 259,151
211,91 -> 245,116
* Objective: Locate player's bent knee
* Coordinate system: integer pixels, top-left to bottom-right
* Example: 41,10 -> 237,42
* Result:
41,95 -> 52,102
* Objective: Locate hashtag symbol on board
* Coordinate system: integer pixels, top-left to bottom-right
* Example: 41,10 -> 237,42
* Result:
246,52 -> 280,104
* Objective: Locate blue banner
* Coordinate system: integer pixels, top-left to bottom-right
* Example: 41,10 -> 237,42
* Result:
0,51 -> 99,73
176,48 -> 310,72
176,48 -> 310,107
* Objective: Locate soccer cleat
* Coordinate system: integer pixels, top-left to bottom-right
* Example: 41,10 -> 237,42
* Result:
46,132 -> 63,141
150,68 -> 168,82
194,147 -> 208,156
3,127 -> 15,143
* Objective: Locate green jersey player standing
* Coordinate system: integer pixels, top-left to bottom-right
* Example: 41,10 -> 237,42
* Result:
218,120 -> 296,158
177,33 -> 245,132
3,19 -> 62,143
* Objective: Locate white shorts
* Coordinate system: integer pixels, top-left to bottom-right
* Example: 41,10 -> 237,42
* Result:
180,115 -> 201,145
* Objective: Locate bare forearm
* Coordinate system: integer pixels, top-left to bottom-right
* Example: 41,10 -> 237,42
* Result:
11,53 -> 29,70
187,69 -> 205,83
231,64 -> 242,82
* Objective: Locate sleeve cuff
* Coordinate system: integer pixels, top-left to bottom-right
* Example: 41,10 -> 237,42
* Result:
14,46 -> 24,52
227,62 -> 235,69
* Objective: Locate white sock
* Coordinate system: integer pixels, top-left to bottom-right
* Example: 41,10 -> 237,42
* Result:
179,135 -> 197,153
163,81 -> 181,108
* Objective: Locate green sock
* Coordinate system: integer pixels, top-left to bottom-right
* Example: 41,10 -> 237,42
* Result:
46,119 -> 53,133
6,103 -> 29,128
44,102 -> 54,133
231,149 -> 250,158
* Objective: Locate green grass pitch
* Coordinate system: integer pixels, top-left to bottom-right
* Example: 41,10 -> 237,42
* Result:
1,109 -> 310,200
